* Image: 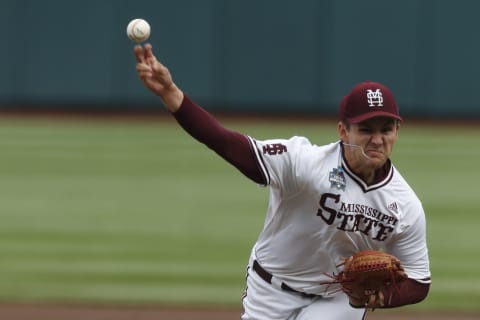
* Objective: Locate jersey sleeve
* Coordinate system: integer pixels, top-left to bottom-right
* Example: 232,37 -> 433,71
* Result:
386,204 -> 431,284
173,95 -> 266,184
248,136 -> 313,195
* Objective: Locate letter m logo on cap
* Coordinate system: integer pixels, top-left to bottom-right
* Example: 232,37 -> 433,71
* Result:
366,89 -> 384,107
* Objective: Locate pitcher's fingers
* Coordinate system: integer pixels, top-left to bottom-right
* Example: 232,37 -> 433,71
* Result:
143,43 -> 153,57
143,43 -> 158,65
137,70 -> 153,81
134,45 -> 145,63
144,43 -> 155,60
136,62 -> 152,72
151,61 -> 167,74
367,294 -> 376,308
136,62 -> 153,78
377,290 -> 385,307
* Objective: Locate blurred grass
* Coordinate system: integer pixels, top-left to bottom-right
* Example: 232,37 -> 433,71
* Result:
0,116 -> 479,312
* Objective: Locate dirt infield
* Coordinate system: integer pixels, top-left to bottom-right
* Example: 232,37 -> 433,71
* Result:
0,303 -> 478,320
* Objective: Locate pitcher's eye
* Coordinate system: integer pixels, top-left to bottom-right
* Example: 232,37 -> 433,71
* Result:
381,126 -> 395,134
359,127 -> 373,133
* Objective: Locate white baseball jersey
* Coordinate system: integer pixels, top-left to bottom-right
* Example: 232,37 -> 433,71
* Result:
247,136 -> 431,296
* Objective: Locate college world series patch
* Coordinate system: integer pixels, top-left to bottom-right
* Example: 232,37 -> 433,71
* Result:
329,167 -> 346,191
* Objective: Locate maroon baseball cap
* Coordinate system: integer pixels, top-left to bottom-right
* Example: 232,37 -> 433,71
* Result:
339,81 -> 402,124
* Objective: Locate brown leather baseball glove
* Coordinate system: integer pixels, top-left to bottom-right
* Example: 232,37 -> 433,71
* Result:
325,250 -> 407,309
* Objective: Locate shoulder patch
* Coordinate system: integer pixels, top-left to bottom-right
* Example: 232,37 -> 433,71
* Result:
262,143 -> 287,155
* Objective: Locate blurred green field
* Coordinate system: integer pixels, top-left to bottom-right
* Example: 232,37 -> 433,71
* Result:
0,115 -> 479,313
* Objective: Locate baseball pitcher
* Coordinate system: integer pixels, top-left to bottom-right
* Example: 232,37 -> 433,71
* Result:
133,43 -> 431,320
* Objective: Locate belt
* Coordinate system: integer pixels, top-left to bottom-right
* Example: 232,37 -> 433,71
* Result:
252,260 -> 319,299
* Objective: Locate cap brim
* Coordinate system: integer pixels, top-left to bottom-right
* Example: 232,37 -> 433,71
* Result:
347,111 -> 403,124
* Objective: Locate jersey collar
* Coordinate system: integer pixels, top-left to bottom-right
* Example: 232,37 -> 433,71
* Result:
340,143 -> 394,192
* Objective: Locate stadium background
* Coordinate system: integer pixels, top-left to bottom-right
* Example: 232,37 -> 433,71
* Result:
0,0 -> 479,319
2,0 -> 480,117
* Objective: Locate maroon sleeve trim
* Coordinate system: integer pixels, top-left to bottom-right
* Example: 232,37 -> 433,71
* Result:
247,137 -> 270,186
381,278 -> 430,308
173,95 -> 266,184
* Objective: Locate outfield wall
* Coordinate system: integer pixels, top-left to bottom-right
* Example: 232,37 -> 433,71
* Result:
0,0 -> 479,117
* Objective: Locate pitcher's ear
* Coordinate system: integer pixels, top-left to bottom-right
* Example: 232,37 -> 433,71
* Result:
338,121 -> 349,141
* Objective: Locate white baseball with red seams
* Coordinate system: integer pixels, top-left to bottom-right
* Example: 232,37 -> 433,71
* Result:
126,18 -> 150,43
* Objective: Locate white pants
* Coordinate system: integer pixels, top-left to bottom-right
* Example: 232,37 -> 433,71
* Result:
241,258 -> 365,320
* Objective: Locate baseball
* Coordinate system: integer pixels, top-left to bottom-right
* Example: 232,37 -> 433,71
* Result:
126,18 -> 151,43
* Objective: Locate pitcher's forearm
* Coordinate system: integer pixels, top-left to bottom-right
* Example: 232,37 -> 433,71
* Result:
173,95 -> 266,184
